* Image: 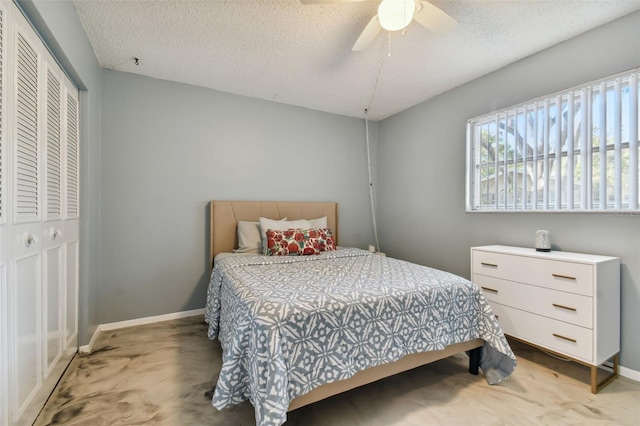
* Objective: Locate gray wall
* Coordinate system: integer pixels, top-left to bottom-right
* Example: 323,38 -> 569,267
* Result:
377,11 -> 640,371
100,70 -> 375,323
20,0 -> 102,346
22,0 -> 640,372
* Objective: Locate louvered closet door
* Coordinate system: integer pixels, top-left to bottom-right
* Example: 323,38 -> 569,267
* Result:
7,10 -> 44,425
62,77 -> 79,351
4,3 -> 79,424
0,1 -> 5,226
42,60 -> 64,377
0,3 -> 9,426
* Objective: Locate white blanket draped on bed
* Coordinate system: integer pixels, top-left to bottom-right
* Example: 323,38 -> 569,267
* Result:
205,247 -> 516,426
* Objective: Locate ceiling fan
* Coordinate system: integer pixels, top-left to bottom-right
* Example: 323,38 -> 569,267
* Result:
301,0 -> 458,51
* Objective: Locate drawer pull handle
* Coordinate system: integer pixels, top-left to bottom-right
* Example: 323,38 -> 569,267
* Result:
552,303 -> 577,312
481,262 -> 498,268
553,333 -> 577,343
481,286 -> 498,293
552,273 -> 577,280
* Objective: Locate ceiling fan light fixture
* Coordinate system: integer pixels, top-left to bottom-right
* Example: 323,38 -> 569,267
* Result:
378,0 -> 415,31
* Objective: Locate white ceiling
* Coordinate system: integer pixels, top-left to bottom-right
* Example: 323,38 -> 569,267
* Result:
72,0 -> 640,121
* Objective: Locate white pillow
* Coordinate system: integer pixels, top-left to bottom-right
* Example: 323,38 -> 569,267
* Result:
259,217 -> 312,254
234,218 -> 287,253
309,216 -> 327,228
234,221 -> 262,253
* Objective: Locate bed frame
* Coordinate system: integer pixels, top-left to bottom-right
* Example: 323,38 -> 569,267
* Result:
209,200 -> 483,411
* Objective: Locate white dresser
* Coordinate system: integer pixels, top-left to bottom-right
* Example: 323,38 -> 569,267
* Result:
470,245 -> 620,393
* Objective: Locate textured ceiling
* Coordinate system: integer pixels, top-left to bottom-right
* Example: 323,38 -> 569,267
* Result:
72,0 -> 640,120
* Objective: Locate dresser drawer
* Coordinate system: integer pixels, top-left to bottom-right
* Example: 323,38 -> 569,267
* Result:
472,250 -> 593,296
491,303 -> 593,363
473,274 -> 593,328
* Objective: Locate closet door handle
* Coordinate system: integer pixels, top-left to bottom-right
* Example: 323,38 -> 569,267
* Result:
24,233 -> 38,248
50,228 -> 62,240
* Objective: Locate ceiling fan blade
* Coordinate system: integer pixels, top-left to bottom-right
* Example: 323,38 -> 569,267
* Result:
413,1 -> 458,35
352,15 -> 382,51
300,0 -> 368,4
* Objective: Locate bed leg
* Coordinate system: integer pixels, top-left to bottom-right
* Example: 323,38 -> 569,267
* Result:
205,386 -> 216,400
468,347 -> 480,375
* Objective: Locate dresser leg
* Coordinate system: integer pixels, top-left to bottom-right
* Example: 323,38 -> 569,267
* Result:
591,353 -> 619,393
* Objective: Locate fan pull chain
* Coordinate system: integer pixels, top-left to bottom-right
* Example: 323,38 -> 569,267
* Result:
362,29 -> 389,253
365,29 -> 390,112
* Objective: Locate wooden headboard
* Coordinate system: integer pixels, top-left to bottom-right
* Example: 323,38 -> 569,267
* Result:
209,200 -> 338,263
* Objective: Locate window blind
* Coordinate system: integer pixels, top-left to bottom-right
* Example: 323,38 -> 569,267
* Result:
467,68 -> 640,212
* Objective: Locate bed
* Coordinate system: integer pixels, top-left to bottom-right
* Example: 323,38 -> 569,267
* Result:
205,200 -> 516,426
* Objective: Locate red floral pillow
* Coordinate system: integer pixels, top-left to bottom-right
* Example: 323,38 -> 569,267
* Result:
265,228 -> 336,256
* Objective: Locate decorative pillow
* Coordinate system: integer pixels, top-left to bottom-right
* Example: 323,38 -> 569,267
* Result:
234,218 -> 287,253
259,217 -> 312,253
265,228 -> 337,256
309,216 -> 328,228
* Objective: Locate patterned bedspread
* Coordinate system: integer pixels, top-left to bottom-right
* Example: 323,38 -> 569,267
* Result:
205,248 -> 516,426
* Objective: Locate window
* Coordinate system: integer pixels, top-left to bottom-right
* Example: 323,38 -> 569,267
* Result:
466,68 -> 639,212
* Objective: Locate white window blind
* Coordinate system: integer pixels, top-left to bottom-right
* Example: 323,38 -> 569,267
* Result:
15,32 -> 39,222
466,68 -> 640,212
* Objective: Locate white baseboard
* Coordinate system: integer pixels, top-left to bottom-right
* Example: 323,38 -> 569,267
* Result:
99,308 -> 205,331
78,308 -> 205,354
620,365 -> 640,383
78,326 -> 100,354
602,360 -> 640,383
